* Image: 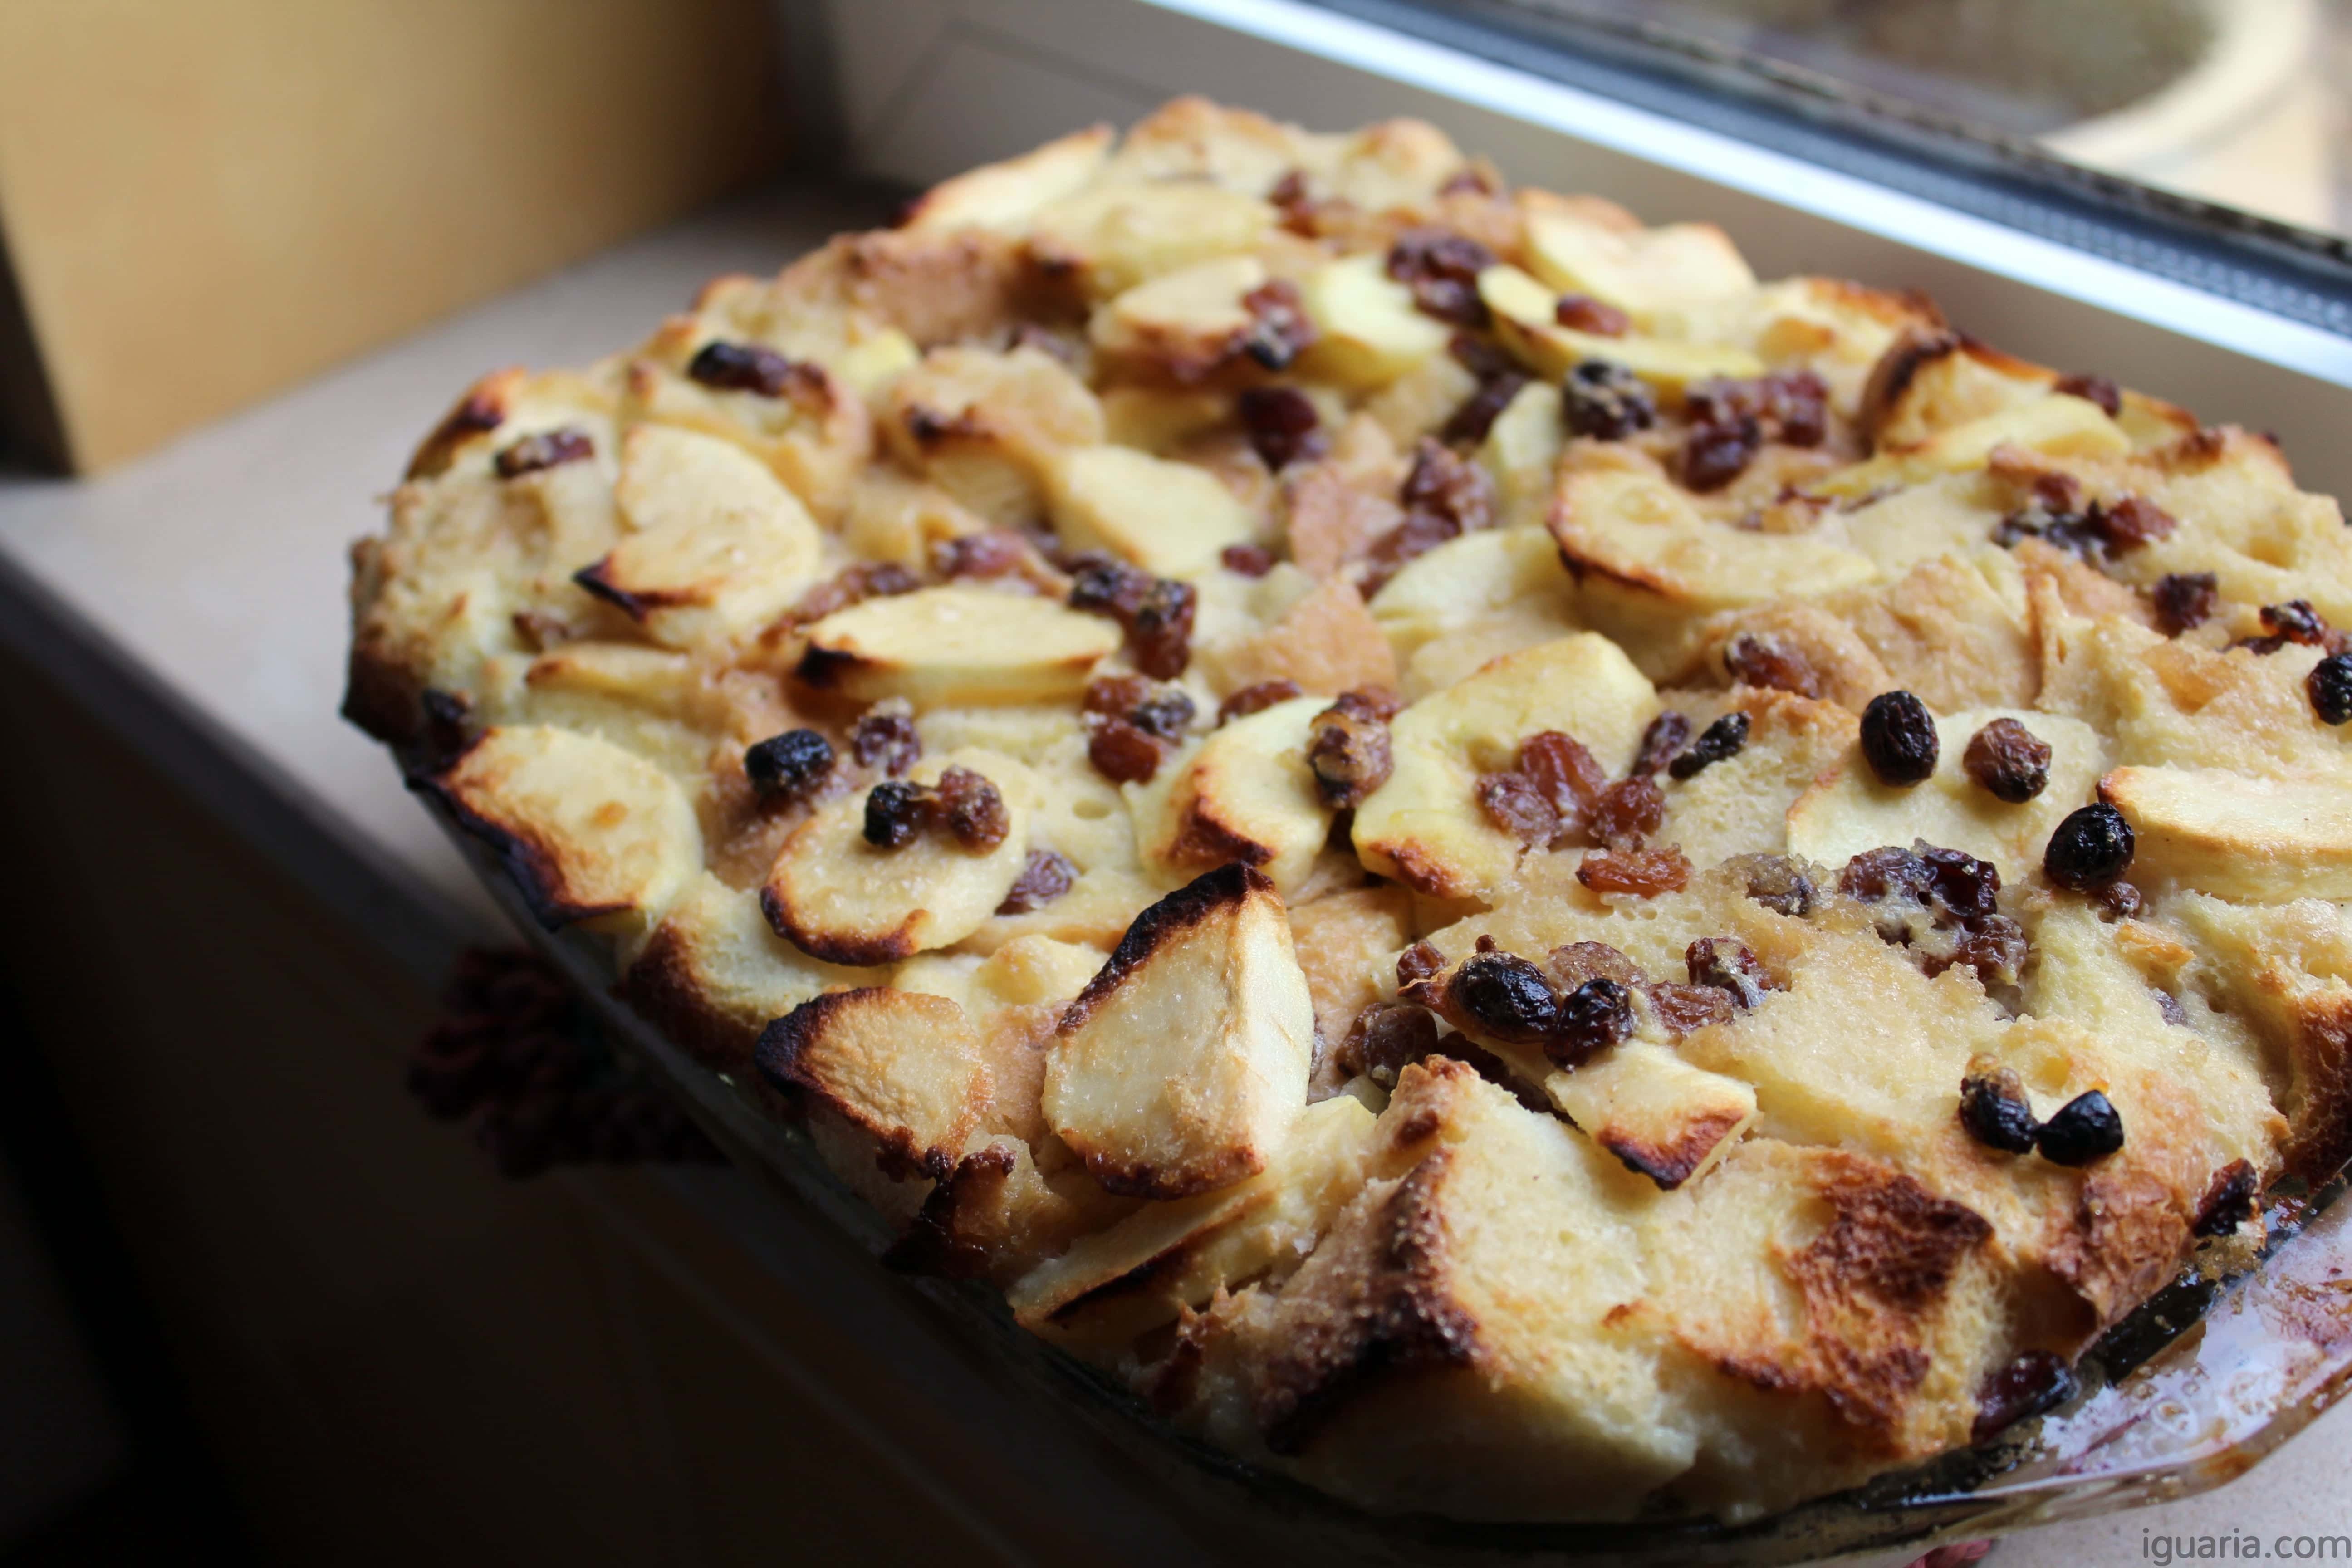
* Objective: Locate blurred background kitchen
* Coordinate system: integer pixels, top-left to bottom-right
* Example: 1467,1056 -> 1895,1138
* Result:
0,3 -> 2348,1565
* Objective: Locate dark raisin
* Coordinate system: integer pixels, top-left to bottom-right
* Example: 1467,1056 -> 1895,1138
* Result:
1219,679 -> 1304,723
1520,731 -> 1609,823
1337,1002 -> 1440,1088
1357,510 -> 1462,596
1130,690 -> 1196,741
1919,844 -> 2003,921
1972,1351 -> 2076,1443
1859,691 -> 1939,786
2256,599 -> 2332,650
2311,653 -> 2352,724
1957,1062 -> 2039,1154
851,710 -> 921,776
2098,495 -> 2176,551
1086,717 -> 1165,784
1688,371 -> 1830,450
1723,632 -> 1826,698
2151,572 -> 2219,636
1577,845 -> 1691,897
1649,983 -> 1736,1036
1067,554 -> 1152,619
1553,294 -> 1629,336
1439,371 -> 1529,446
936,529 -> 1027,580
1386,228 -> 1497,327
1590,777 -> 1664,847
1396,941 -> 1446,988
2053,372 -> 2122,417
1348,687 -> 1406,721
996,849 -> 1076,914
2091,879 -> 2144,922
687,340 -> 796,396
2192,1160 -> 2260,1238
2044,803 -> 2134,890
1686,938 -> 1769,1009
1548,941 -> 1644,991
1450,951 -> 1559,1044
935,766 -> 1009,850
1307,699 -> 1393,809
1221,543 -> 1276,578
745,728 -> 835,803
493,426 -> 594,478
1449,332 -> 1517,383
1840,844 -> 1933,904
1740,854 -> 1817,917
2036,1090 -> 2124,1166
1603,718 -> 1678,788
1679,418 -> 1759,492
1400,439 -> 1495,533
1669,711 -> 1751,780
1237,386 -> 1326,471
1477,772 -> 1558,846
1941,915 -> 2030,987
1083,674 -> 1153,717
791,561 -> 918,628
1129,578 -> 1196,680
1962,718 -> 2051,804
1239,280 -> 1317,370
1563,359 -> 1656,440
1547,977 -> 1633,1069
863,780 -> 931,848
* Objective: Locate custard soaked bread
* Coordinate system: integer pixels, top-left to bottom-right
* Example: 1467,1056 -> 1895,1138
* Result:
347,99 -> 2352,1522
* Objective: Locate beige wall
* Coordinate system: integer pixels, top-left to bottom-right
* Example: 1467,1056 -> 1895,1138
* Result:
0,0 -> 783,472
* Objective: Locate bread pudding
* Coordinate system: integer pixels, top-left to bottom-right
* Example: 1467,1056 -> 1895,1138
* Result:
345,99 -> 2352,1523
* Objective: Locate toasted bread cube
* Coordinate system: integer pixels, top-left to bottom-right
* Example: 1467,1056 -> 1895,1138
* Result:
882,345 -> 1104,525
1130,695 -> 1335,896
2099,767 -> 2352,901
1089,255 -> 1267,381
1044,864 -> 1315,1199
1205,576 -> 1397,697
1522,206 -> 1756,314
1859,328 -> 2055,452
1009,1089 -> 1377,1347
798,586 -> 1120,708
755,987 -> 990,1179
1232,1058 -> 1692,1519
1368,527 -> 1578,695
1480,265 -> 1763,389
1547,1040 -> 1755,1190
901,124 -> 1113,233
1806,394 -> 2128,501
577,425 -> 822,648
1047,444 -> 1257,577
1352,633 -> 1661,900
421,725 -> 701,933
1551,461 -> 1877,620
1298,252 -> 1450,390
1787,707 -> 2107,877
760,749 -> 1036,966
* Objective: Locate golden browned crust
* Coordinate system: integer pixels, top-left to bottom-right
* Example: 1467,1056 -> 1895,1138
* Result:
1058,862 -> 1272,1035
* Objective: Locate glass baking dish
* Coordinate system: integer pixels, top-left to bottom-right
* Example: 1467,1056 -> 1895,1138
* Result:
422,808 -> 2352,1566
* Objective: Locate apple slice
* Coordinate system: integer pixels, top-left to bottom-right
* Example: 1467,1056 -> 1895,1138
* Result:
576,425 -> 823,649
900,124 -> 1112,233
1547,1040 -> 1756,1191
798,585 -> 1120,708
1089,254 -> 1267,382
1522,205 -> 1756,314
755,987 -> 990,1179
1297,252 -> 1451,390
760,749 -> 1035,966
1551,462 -> 1877,616
1805,394 -> 2128,501
1352,633 -> 1660,900
1479,265 -> 1764,389
421,724 -> 701,933
1047,444 -> 1257,577
1043,864 -> 1315,1199
2099,767 -> 2352,901
1130,694 -> 1336,896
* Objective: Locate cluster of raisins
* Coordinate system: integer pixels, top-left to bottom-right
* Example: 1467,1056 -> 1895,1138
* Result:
1236,386 -> 1326,471
1306,689 -> 1399,808
1066,554 -> 1196,679
1386,227 -> 1496,327
1082,674 -> 1197,785
1992,473 -> 2175,565
862,766 -> 1009,852
1839,842 -> 2029,988
1359,440 -> 1498,595
1956,1059 -> 2125,1166
1237,279 -> 1318,371
1678,370 -> 1829,492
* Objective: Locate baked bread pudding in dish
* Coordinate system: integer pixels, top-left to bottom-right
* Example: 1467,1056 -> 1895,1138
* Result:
345,99 -> 2352,1524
